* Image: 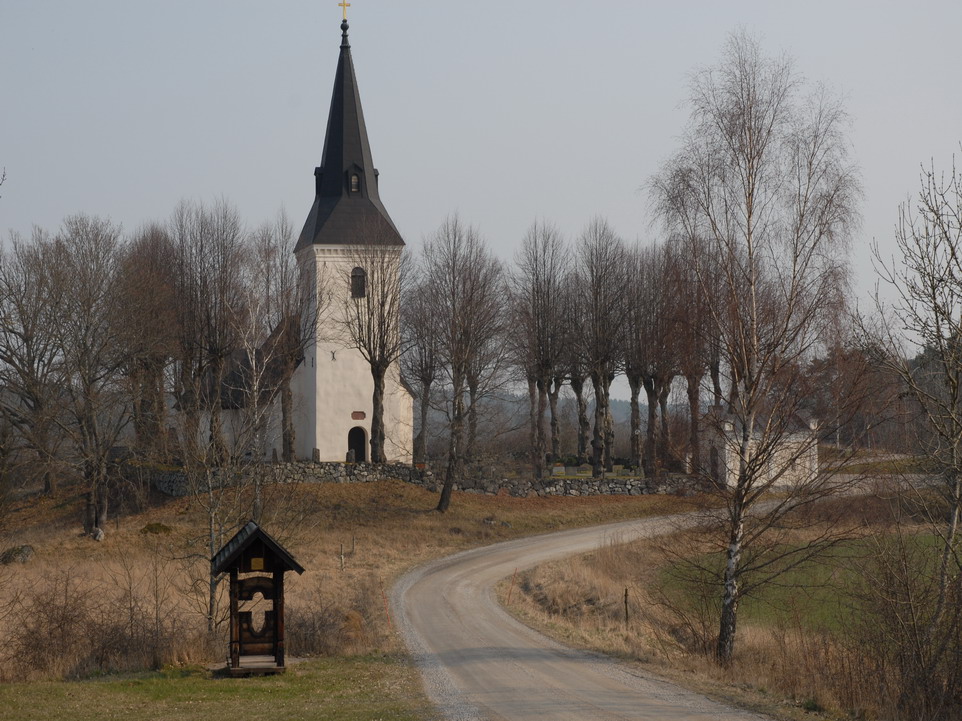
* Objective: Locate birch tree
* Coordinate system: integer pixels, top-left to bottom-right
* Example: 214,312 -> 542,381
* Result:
651,31 -> 860,663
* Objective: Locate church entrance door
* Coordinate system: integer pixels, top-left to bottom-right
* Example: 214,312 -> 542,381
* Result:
348,426 -> 367,463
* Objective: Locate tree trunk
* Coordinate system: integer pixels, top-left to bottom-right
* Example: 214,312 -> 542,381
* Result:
466,379 -> 479,463
149,360 -> 169,458
208,357 -> 227,464
179,365 -> 202,463
590,372 -> 607,478
628,374 -> 643,470
130,363 -> 146,450
643,377 -> 658,478
527,377 -> 542,480
717,514 -> 744,664
604,404 -> 614,473
710,345 -> 723,407
687,372 -> 701,474
42,469 -> 55,495
571,374 -> 590,465
437,377 -> 465,513
414,380 -> 431,464
548,376 -> 563,464
207,505 -> 218,635
38,424 -> 57,494
370,365 -> 387,463
281,377 -> 295,462
932,466 -> 962,636
658,382 -> 672,470
536,377 -> 548,471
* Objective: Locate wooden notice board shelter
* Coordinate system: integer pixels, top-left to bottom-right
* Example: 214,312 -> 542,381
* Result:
211,521 -> 305,675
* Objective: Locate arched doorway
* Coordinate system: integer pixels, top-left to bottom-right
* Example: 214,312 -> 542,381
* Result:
348,426 -> 367,463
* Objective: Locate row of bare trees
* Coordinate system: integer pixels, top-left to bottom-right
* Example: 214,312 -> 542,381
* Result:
402,215 -> 727,492
0,201 -> 310,521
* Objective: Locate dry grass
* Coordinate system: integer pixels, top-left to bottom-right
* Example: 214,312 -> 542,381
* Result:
0,476 -> 689,682
501,526 -> 890,721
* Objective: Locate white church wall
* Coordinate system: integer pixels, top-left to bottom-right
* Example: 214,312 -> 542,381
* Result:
292,243 -> 413,463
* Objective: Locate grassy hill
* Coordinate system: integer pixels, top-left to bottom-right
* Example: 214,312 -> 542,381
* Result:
0,476 -> 689,720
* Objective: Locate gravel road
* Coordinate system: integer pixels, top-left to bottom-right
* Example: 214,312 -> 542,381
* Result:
391,514 -> 772,721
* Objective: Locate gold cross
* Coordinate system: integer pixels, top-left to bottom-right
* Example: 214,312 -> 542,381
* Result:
338,1 -> 350,20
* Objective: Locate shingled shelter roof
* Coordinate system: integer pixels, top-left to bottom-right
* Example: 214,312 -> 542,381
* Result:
295,20 -> 404,252
211,521 -> 305,576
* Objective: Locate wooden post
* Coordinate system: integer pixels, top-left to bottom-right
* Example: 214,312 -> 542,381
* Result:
624,587 -> 629,625
229,569 -> 240,668
274,570 -> 285,668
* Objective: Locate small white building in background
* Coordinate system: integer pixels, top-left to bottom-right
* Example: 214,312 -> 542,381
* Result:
701,407 -> 819,487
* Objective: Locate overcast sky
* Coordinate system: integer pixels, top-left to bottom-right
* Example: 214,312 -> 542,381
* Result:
2,1 -> 961,306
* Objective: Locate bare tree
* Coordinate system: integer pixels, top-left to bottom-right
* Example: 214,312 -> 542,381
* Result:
168,198 -> 246,465
248,209 -> 314,462
571,218 -> 628,478
510,220 -> 569,478
50,215 -> 130,532
166,199 -> 248,633
673,238 -> 716,473
651,31 -> 860,663
623,242 -> 680,476
420,215 -> 505,512
0,230 -> 67,493
867,152 -> 962,707
115,224 -> 178,461
401,274 -> 440,464
560,274 -> 591,465
464,303 -> 510,464
339,220 -> 408,464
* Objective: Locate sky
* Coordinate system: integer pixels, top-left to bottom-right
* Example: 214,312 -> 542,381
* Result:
2,1 -> 961,307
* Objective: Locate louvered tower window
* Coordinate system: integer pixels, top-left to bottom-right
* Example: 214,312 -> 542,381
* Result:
351,267 -> 366,298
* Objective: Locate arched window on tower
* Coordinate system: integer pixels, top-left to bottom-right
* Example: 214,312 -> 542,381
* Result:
351,267 -> 366,298
350,174 -> 360,193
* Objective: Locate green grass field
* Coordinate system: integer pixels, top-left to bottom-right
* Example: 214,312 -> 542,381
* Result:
0,656 -> 437,721
662,532 -> 943,633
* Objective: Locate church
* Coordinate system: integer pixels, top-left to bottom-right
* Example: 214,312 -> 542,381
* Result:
271,15 -> 414,464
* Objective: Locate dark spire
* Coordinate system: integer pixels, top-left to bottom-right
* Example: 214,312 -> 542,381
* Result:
295,20 -> 404,251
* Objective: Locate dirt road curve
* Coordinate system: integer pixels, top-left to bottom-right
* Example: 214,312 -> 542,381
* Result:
392,515 -> 770,721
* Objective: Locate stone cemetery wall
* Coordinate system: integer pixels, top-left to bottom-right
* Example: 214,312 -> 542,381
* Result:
146,461 -> 697,498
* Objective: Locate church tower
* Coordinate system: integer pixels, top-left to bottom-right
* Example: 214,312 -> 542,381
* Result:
290,17 -> 413,463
